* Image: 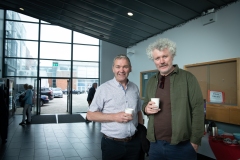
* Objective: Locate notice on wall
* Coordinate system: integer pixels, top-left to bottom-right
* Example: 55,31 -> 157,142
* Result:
208,90 -> 225,103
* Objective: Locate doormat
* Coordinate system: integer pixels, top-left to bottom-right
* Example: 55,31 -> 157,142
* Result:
31,115 -> 57,124
57,114 -> 86,123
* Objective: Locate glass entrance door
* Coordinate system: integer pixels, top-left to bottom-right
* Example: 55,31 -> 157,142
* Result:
38,78 -> 70,115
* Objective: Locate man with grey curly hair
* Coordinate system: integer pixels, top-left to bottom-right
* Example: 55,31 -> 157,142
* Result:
142,38 -> 204,160
146,38 -> 176,60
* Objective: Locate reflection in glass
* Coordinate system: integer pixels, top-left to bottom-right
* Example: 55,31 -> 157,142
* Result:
5,21 -> 39,40
73,31 -> 99,45
41,24 -> 71,43
40,42 -> 71,60
73,45 -> 99,61
5,58 -> 38,77
6,10 -> 38,22
5,40 -> 38,58
73,62 -> 99,78
39,60 -> 71,78
6,21 -> 38,40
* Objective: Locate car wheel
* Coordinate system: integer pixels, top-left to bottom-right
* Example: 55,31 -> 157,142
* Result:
40,100 -> 43,106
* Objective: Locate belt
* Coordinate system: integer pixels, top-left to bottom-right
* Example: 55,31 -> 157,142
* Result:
103,134 -> 135,142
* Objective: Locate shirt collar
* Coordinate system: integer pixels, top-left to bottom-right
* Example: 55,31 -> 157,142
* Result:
113,77 -> 129,87
155,64 -> 179,79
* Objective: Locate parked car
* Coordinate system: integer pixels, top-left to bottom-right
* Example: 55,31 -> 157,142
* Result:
40,95 -> 49,106
62,89 -> 68,94
62,89 -> 81,95
52,88 -> 63,98
41,87 -> 54,100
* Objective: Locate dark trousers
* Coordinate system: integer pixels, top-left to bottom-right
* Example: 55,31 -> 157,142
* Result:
101,135 -> 141,160
149,140 -> 197,160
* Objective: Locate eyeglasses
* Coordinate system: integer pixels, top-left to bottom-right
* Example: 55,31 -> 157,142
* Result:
159,76 -> 165,89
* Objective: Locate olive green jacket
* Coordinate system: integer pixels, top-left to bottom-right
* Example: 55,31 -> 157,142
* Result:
142,65 -> 204,145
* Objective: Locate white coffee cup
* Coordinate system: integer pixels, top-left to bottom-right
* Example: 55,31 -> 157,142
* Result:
125,108 -> 134,114
151,98 -> 160,108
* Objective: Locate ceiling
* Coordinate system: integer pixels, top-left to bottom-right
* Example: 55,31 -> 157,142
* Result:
0,0 -> 237,48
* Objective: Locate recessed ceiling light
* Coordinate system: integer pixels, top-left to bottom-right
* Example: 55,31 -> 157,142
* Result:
19,8 -> 24,11
127,12 -> 133,16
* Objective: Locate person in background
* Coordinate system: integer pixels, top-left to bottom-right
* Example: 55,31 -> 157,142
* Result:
19,84 -> 31,122
142,38 -> 204,160
87,83 -> 98,106
19,84 -> 33,125
86,83 -> 98,122
87,54 -> 143,160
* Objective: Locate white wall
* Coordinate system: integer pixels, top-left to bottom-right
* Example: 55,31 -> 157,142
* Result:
0,9 -> 3,78
100,40 -> 126,84
127,1 -> 240,89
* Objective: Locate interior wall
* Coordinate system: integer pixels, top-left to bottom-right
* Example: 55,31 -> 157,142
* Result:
0,9 -> 4,78
100,40 -> 127,84
127,1 -> 240,89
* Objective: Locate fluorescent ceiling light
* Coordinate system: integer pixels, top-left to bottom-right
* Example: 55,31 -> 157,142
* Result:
127,12 -> 133,16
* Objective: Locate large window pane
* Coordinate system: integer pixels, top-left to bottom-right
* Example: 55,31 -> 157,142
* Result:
5,40 -> 38,58
40,42 -> 71,60
5,21 -> 39,40
41,24 -> 71,43
72,78 -> 99,113
6,11 -> 38,22
73,31 -> 99,45
73,62 -> 99,78
73,45 -> 99,61
5,58 -> 38,77
39,60 -> 71,78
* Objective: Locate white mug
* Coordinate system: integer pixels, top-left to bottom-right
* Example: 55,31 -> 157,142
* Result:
125,108 -> 134,114
151,98 -> 160,108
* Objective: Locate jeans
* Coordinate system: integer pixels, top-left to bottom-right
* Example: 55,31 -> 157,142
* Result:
101,135 -> 141,160
149,140 -> 197,160
22,104 -> 31,122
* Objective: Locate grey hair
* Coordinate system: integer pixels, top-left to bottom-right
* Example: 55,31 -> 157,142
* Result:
112,54 -> 132,67
146,38 -> 176,60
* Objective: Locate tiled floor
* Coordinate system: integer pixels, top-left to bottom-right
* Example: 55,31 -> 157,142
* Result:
0,114 -> 214,160
0,113 -> 102,160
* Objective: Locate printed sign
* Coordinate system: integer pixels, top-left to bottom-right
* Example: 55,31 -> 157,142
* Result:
208,90 -> 225,103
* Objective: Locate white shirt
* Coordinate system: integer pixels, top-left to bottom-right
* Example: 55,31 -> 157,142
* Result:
89,77 -> 142,138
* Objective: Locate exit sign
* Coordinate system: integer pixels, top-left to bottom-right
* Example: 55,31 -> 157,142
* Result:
53,62 -> 58,67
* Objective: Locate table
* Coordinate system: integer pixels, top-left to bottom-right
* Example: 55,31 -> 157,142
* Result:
198,133 -> 240,160
208,135 -> 240,160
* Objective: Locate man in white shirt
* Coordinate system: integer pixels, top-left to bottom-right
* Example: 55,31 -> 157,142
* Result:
87,54 -> 143,160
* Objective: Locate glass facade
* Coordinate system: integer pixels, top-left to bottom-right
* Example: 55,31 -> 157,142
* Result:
3,10 -> 100,114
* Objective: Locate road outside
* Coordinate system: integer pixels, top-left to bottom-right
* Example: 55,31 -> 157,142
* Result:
15,94 -> 89,115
